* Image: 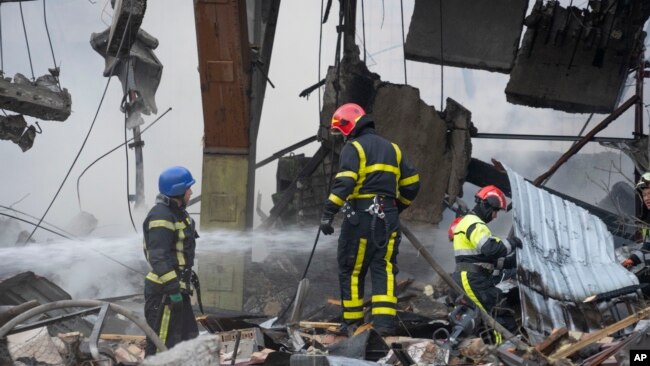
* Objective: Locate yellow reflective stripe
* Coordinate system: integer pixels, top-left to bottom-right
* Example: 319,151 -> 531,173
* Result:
146,272 -> 163,284
350,238 -> 367,304
351,141 -> 366,196
461,271 -> 503,344
392,143 -> 402,195
363,164 -> 400,175
461,271 -> 486,311
371,307 -> 397,316
371,295 -> 397,303
149,220 -> 175,231
159,270 -> 177,283
158,305 -> 171,350
343,311 -> 365,320
343,299 -> 364,308
397,196 -> 412,205
384,232 -> 397,297
335,171 -> 358,180
328,193 -> 345,206
399,174 -> 420,186
146,270 -> 178,284
392,143 -> 402,166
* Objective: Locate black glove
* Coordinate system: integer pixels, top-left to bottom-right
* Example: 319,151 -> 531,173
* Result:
320,215 -> 334,235
510,236 -> 523,249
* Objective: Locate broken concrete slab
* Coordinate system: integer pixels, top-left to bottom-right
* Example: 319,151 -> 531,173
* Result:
0,74 -> 71,121
506,1 -> 650,113
405,0 -> 528,73
107,0 -> 147,57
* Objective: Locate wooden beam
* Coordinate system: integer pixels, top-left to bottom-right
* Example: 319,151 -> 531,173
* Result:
550,305 -> 650,360
535,327 -> 568,355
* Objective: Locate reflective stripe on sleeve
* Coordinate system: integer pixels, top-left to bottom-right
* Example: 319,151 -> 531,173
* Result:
149,220 -> 175,231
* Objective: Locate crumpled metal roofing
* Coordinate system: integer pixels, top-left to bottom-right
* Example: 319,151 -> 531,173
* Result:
505,166 -> 639,340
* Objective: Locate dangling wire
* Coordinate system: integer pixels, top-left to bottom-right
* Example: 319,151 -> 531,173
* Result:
361,0 -> 366,64
19,2 -> 35,81
24,8 -> 136,243
400,0 -> 407,84
439,0 -> 444,111
42,0 -> 60,87
0,5 -> 3,73
317,0 -> 325,115
123,0 -> 138,234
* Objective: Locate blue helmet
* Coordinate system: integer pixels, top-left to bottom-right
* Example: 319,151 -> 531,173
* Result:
159,166 -> 195,196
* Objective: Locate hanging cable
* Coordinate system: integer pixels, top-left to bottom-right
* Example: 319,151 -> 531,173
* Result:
334,0 -> 345,106
380,0 -> 385,29
42,0 -> 59,88
439,0 -> 444,111
25,10 -> 136,243
0,212 -> 70,239
361,0 -> 366,64
77,107 -> 171,210
123,0 -> 138,234
317,0 -> 325,115
0,204 -> 76,238
124,100 -> 138,234
0,5 -> 3,73
19,2 -> 35,81
400,0 -> 407,84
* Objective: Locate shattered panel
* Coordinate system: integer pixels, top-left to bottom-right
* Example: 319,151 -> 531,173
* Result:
506,1 -> 650,113
0,74 -> 71,121
0,272 -> 92,335
405,0 -> 528,73
505,166 -> 639,342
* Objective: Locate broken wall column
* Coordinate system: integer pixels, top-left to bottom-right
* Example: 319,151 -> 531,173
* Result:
194,0 -> 251,311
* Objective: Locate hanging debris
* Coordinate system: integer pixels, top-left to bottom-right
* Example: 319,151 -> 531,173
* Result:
506,0 -> 650,113
405,0 -> 529,73
0,73 -> 71,122
0,115 -> 37,152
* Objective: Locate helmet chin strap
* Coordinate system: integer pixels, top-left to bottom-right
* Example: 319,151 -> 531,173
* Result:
472,201 -> 494,223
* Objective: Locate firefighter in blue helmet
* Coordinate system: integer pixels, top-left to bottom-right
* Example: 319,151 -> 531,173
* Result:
320,103 -> 421,336
451,185 -> 522,343
143,166 -> 199,355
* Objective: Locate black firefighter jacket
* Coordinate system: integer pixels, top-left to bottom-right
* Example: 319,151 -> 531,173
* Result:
143,195 -> 198,296
323,115 -> 420,216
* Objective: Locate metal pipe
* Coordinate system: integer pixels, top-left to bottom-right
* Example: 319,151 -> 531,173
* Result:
474,133 -> 632,143
533,95 -> 639,186
255,135 -> 318,169
0,300 -> 166,352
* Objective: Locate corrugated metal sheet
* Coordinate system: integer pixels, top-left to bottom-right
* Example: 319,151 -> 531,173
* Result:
505,166 -> 640,341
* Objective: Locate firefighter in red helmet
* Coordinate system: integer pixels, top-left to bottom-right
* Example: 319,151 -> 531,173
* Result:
320,102 -> 420,336
451,185 -> 522,343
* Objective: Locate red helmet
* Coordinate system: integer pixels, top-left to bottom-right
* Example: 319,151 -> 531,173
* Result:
448,217 -> 462,241
475,185 -> 507,211
331,103 -> 365,136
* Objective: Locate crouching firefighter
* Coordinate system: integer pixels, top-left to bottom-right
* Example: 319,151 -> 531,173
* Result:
143,166 -> 200,355
319,103 -> 420,336
451,185 -> 522,344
